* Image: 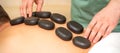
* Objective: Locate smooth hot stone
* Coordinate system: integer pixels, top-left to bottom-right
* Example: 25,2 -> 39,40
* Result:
36,11 -> 51,18
50,13 -> 66,24
73,36 -> 91,49
27,12 -> 37,17
55,27 -> 73,41
32,12 -> 37,17
24,17 -> 39,25
67,21 -> 84,34
38,20 -> 55,30
10,16 -> 25,26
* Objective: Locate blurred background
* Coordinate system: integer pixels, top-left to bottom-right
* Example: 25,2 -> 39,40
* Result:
0,0 -> 71,20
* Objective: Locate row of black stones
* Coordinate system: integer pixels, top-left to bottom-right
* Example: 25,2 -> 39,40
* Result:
56,21 -> 91,49
10,11 -> 91,49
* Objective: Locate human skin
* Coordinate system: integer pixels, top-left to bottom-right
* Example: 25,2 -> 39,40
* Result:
0,21 -> 93,53
20,0 -> 43,18
84,0 -> 120,43
21,0 -> 120,44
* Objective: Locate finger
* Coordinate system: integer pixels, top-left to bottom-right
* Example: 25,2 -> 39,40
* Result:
20,5 -> 24,16
36,0 -> 44,12
27,0 -> 34,17
84,20 -> 97,38
21,0 -> 27,18
103,26 -> 113,38
93,24 -> 108,43
88,22 -> 102,42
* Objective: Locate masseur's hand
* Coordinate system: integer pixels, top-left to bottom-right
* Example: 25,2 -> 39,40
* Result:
84,0 -> 120,43
20,0 -> 44,18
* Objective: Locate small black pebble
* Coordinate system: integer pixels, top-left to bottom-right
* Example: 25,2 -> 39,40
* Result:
55,27 -> 73,41
67,21 -> 84,34
24,17 -> 39,25
38,20 -> 55,30
50,13 -> 66,24
73,36 -> 91,49
36,11 -> 51,18
10,16 -> 25,26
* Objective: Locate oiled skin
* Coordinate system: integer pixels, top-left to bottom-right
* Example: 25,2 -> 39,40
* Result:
0,22 -> 93,53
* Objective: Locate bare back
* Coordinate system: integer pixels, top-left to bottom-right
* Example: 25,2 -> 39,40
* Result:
0,22 -> 92,53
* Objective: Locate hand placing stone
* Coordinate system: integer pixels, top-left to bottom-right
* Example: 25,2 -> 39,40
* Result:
24,17 -> 39,25
55,27 -> 73,41
10,16 -> 25,26
73,36 -> 91,49
50,13 -> 66,24
38,20 -> 55,30
67,21 -> 84,34
36,11 -> 51,18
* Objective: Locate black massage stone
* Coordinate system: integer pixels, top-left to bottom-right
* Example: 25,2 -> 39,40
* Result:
38,20 -> 55,30
24,17 -> 39,25
55,27 -> 73,41
73,36 -> 91,49
27,12 -> 37,17
67,21 -> 84,34
32,12 -> 37,17
50,13 -> 66,24
10,16 -> 25,26
36,11 -> 51,18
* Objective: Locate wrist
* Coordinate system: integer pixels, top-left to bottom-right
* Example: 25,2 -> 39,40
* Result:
109,0 -> 120,6
110,0 -> 120,2
107,0 -> 120,19
107,0 -> 120,12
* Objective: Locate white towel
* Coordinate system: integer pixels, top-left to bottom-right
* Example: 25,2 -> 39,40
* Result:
89,33 -> 120,53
